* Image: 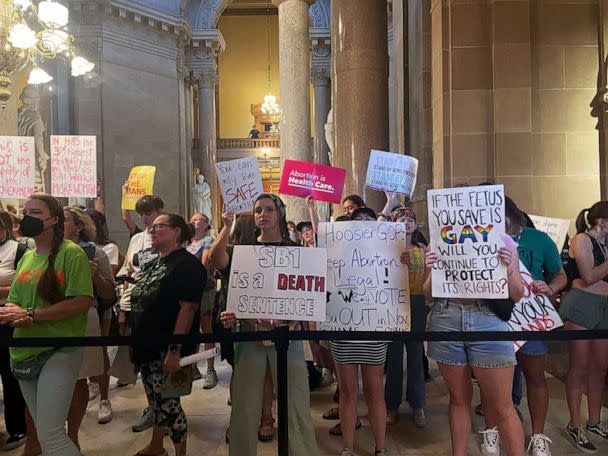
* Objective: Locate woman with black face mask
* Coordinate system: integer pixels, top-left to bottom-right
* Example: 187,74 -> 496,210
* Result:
0,193 -> 93,456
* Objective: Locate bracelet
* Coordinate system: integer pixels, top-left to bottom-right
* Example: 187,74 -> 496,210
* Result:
507,269 -> 513,277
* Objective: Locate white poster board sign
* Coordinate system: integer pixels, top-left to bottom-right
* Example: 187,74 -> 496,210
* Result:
508,261 -> 564,351
427,185 -> 507,299
215,156 -> 264,214
0,136 -> 35,199
365,149 -> 419,198
317,221 -> 410,331
50,135 -> 97,198
528,215 -> 570,250
226,245 -> 327,321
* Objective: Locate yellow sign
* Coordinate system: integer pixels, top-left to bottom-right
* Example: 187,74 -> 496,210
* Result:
121,166 -> 156,210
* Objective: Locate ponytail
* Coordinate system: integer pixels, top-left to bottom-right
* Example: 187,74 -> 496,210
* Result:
575,208 -> 591,234
576,201 -> 608,234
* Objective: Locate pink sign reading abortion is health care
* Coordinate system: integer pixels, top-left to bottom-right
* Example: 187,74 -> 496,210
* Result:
279,160 -> 346,204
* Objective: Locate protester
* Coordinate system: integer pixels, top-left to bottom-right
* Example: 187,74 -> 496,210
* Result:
384,203 -> 428,428
477,197 -> 566,456
0,211 -> 27,450
186,213 -> 218,388
424,237 -> 526,456
341,195 -> 365,217
0,193 -> 93,456
561,201 -> 608,454
326,206 -> 390,456
287,220 -> 301,244
116,194 -> 164,432
120,182 -> 164,238
215,193 -> 320,456
130,213 -> 205,456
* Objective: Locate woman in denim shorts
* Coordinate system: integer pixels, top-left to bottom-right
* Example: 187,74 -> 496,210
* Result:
560,201 -> 608,454
424,245 -> 525,456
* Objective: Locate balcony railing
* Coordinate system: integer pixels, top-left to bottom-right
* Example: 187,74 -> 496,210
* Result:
217,138 -> 280,149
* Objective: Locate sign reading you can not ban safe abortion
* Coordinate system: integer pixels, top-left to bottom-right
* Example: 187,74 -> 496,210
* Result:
226,245 -> 327,321
427,185 -> 507,299
215,156 -> 264,214
318,221 -> 410,332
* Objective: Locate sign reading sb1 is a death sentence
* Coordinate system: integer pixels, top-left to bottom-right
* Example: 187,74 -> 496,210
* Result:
508,261 -> 564,351
279,160 -> 346,204
121,166 -> 156,210
427,185 -> 507,299
365,150 -> 419,199
0,136 -> 35,199
226,245 -> 327,322
216,156 -> 264,213
318,221 -> 410,332
50,135 -> 97,198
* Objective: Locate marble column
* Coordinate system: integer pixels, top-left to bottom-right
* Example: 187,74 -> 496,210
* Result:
600,0 -> 608,198
273,0 -> 314,222
311,67 -> 331,221
332,0 -> 389,212
196,69 -> 218,220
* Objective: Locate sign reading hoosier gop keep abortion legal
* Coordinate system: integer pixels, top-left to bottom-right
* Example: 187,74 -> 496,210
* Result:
427,185 -> 507,299
365,150 -> 419,199
215,156 -> 264,213
0,136 -> 35,199
50,135 -> 97,198
226,245 -> 327,321
317,221 -> 410,332
508,261 -> 564,351
278,160 -> 346,204
528,214 -> 570,250
121,166 -> 156,210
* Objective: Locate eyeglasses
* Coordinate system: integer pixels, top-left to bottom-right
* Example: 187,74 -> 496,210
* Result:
150,223 -> 174,232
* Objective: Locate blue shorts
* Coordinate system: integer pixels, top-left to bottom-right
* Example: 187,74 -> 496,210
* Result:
428,301 -> 516,369
517,340 -> 547,356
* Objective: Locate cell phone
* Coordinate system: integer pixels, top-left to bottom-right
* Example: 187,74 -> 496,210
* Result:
503,234 -> 518,251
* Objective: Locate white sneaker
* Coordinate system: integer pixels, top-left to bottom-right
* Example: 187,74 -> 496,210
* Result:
320,368 -> 335,387
98,399 -> 113,424
479,427 -> 500,455
413,408 -> 426,428
88,382 -> 100,402
528,433 -> 552,456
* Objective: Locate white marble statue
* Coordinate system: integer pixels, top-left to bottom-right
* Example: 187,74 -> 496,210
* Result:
18,85 -> 49,192
194,174 -> 212,220
324,107 -> 334,166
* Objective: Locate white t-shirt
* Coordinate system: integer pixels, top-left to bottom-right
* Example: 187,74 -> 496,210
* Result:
0,239 -> 19,288
100,242 -> 120,267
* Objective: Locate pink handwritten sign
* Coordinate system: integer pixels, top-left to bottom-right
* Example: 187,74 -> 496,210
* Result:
0,136 -> 35,199
279,160 -> 346,204
50,135 -> 97,198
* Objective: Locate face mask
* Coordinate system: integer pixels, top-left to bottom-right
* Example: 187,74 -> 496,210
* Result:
20,215 -> 53,237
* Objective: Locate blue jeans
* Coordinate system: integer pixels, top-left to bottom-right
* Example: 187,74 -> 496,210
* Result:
384,295 -> 427,410
18,349 -> 83,456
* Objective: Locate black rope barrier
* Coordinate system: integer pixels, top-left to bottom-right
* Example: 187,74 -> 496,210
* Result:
3,328 -> 608,455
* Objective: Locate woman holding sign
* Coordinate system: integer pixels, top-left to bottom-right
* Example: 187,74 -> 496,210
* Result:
423,239 -> 526,456
217,194 -> 320,456
561,201 -> 608,454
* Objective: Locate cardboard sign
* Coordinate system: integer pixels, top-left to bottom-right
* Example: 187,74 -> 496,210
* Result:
365,150 -> 419,198
215,157 -> 264,214
121,166 -> 156,210
317,221 -> 410,332
50,135 -> 97,198
0,136 -> 35,199
529,214 -> 570,250
427,185 -> 507,299
279,160 -> 346,204
226,245 -> 327,321
508,261 -> 564,351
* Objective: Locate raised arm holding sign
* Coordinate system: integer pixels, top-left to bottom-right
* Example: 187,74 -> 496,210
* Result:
279,160 -> 346,204
50,135 -> 97,198
121,166 -> 156,210
365,150 -> 419,199
215,156 -> 263,214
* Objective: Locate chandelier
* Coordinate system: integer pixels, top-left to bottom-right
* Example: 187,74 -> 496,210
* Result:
260,8 -> 279,116
0,0 -> 94,105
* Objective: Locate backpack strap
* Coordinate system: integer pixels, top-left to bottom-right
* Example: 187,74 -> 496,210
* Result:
14,241 -> 28,270
82,244 -> 96,262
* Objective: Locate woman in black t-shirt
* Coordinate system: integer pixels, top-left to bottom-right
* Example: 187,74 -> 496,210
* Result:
130,213 -> 205,456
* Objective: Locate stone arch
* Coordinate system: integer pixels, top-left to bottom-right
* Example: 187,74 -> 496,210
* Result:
309,0 -> 330,28
187,0 -> 234,30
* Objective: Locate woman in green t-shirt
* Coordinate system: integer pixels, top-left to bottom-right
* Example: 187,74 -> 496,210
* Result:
0,193 -> 93,456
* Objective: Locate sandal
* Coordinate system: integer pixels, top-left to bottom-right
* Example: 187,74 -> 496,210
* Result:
258,416 -> 275,442
134,450 -> 167,456
323,407 -> 340,420
329,418 -> 362,436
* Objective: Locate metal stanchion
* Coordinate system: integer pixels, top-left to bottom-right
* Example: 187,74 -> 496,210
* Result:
274,325 -> 290,456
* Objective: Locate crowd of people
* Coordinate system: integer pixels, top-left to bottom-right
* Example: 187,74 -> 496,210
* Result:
0,183 -> 606,456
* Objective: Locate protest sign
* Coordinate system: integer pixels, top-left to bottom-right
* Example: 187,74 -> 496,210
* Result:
50,135 -> 97,198
365,150 -> 419,198
528,214 -> 570,250
279,160 -> 346,204
226,245 -> 327,321
508,260 -> 564,351
121,166 -> 156,210
0,136 -> 35,199
215,156 -> 263,213
317,221 -> 410,332
427,185 -> 507,299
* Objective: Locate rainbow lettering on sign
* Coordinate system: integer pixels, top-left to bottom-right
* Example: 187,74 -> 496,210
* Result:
440,224 -> 494,244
